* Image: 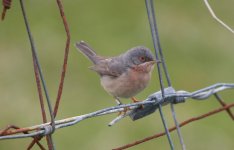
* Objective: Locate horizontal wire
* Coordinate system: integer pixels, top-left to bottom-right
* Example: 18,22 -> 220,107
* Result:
0,83 -> 233,140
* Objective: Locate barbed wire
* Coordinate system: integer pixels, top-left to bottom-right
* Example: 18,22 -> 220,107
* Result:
0,83 -> 233,137
0,0 -> 233,150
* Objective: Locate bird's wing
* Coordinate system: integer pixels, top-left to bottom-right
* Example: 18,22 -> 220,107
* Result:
89,57 -> 127,77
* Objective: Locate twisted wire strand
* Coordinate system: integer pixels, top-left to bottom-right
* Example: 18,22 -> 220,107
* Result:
0,83 -> 233,140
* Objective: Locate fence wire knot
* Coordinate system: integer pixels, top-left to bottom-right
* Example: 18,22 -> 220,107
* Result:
40,125 -> 54,136
112,83 -> 234,124
129,87 -> 185,121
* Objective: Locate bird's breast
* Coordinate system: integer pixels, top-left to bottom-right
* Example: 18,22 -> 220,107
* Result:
100,68 -> 152,98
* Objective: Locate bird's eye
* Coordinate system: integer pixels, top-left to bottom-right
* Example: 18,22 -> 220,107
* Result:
139,56 -> 146,62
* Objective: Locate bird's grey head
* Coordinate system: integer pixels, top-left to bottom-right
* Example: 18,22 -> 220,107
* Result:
123,46 -> 154,67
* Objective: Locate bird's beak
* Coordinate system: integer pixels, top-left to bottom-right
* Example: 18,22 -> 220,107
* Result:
147,60 -> 157,66
139,60 -> 157,72
144,60 -> 160,66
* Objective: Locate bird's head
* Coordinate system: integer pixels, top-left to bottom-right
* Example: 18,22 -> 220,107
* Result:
124,46 -> 158,73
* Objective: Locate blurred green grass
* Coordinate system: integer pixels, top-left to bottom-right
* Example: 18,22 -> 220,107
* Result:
0,0 -> 234,149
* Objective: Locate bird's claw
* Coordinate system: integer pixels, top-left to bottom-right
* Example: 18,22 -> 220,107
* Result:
131,97 -> 144,109
117,107 -> 129,116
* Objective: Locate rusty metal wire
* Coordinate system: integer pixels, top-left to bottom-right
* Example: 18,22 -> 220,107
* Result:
53,0 -> 71,118
1,0 -> 12,20
29,39 -> 50,149
0,0 -> 234,150
0,0 -> 70,148
113,100 -> 234,150
0,125 -> 46,150
26,1 -> 71,149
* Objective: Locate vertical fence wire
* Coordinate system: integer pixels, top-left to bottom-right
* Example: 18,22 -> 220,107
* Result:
146,3 -> 186,147
19,0 -> 56,149
145,0 -> 186,149
145,0 -> 174,149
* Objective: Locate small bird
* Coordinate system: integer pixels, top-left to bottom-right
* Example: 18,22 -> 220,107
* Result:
75,41 -> 157,105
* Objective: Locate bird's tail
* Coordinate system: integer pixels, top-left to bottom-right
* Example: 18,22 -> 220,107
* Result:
75,41 -> 98,64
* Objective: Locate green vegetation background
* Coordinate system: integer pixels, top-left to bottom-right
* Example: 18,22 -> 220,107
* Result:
0,0 -> 234,149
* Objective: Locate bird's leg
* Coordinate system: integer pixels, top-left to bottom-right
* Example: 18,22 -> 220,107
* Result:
115,97 -> 129,115
115,97 -> 122,105
131,97 -> 140,103
131,97 -> 144,109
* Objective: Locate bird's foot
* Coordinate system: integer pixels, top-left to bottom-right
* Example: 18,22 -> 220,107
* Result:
131,97 -> 144,109
114,97 -> 129,116
117,106 -> 130,116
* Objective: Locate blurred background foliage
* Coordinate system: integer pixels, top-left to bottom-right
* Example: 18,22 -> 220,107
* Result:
0,0 -> 234,149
